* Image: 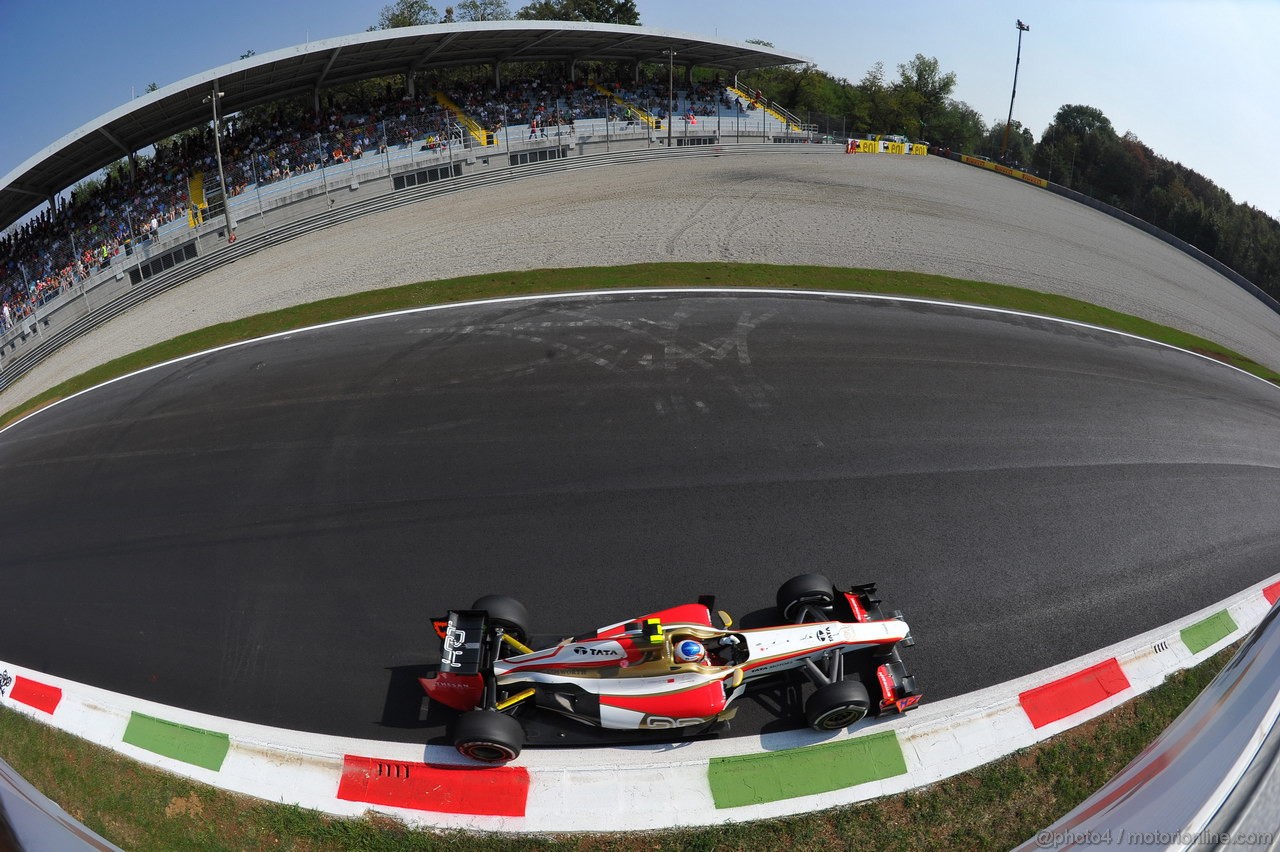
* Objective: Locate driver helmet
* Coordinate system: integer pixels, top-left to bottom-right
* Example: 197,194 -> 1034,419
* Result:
675,638 -> 707,664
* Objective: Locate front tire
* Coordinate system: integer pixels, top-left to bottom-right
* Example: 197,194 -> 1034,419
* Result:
776,574 -> 835,622
805,680 -> 870,731
453,710 -> 525,763
471,594 -> 530,643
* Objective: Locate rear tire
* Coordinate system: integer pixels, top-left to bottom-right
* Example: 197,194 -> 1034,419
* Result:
453,710 -> 525,763
805,680 -> 870,731
776,574 -> 835,622
471,594 -> 530,643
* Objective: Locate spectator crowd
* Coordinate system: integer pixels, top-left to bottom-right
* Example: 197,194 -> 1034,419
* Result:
1,72 -> 752,335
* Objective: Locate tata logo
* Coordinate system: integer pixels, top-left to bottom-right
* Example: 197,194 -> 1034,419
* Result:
442,627 -> 467,668
572,646 -> 620,657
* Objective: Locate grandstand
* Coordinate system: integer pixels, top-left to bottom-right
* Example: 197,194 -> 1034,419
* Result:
0,23 -> 810,363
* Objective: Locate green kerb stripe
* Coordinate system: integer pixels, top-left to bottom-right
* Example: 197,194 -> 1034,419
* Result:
1181,610 -> 1238,655
123,712 -> 230,771
708,730 -> 907,809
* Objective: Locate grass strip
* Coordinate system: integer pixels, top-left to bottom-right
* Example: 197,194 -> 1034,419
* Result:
3,262 -> 1277,432
0,644 -> 1236,851
1180,610 -> 1239,655
709,730 -> 907,808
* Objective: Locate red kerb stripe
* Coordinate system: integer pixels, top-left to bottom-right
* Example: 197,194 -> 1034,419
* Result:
336,755 -> 529,817
9,677 -> 62,714
1018,658 -> 1130,729
1263,581 -> 1280,607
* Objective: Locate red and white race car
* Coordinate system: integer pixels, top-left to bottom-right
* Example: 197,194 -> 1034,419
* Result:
421,574 -> 921,762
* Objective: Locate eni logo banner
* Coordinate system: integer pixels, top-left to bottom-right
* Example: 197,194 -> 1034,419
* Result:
960,155 -> 1049,188
852,140 -> 930,155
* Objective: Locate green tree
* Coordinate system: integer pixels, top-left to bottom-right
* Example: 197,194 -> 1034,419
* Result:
1034,104 -> 1119,192
983,120 -> 1034,166
857,61 -> 906,132
1046,104 -> 1114,138
1027,103 -> 1280,296
893,54 -> 956,139
456,0 -> 511,19
927,99 -> 984,151
515,0 -> 639,23
372,0 -> 440,29
733,63 -> 872,136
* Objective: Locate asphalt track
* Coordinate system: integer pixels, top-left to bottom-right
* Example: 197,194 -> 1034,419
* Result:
2,290 -> 1280,744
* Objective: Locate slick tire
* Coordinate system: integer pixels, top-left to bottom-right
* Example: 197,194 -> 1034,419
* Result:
453,710 -> 525,763
776,573 -> 835,622
471,594 -> 531,643
805,680 -> 871,731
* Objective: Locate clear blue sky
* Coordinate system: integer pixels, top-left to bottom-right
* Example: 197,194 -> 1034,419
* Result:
2,0 -> 1277,218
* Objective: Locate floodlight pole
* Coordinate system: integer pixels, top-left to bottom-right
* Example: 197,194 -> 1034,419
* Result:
204,86 -> 235,242
665,49 -> 676,147
1000,19 -> 1030,163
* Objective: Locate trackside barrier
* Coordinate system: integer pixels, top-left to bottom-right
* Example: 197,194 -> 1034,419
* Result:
849,139 -> 928,156
3,572 -> 1277,832
0,756 -> 121,850
959,153 -> 1048,188
949,152 -> 1280,317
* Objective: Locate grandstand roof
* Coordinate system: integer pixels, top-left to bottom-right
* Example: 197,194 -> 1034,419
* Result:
0,22 -> 809,232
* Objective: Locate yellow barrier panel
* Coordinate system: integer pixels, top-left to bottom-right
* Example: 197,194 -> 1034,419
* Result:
848,139 -> 929,156
186,172 -> 207,228
959,155 -> 1048,188
188,172 -> 205,208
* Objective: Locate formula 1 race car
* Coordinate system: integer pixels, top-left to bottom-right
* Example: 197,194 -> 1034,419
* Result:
421,574 -> 921,762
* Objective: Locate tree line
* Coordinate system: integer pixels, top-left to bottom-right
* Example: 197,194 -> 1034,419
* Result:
370,0 -> 638,28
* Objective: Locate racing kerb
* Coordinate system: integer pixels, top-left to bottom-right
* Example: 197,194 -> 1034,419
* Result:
2,290 -> 1279,832
1,576 -> 1274,832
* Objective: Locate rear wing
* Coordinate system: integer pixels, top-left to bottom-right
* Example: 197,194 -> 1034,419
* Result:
432,610 -> 489,676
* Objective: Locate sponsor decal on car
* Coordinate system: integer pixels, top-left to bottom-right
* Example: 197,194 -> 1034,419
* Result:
642,715 -> 708,729
812,625 -> 837,644
442,626 -> 468,669
877,664 -> 898,703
